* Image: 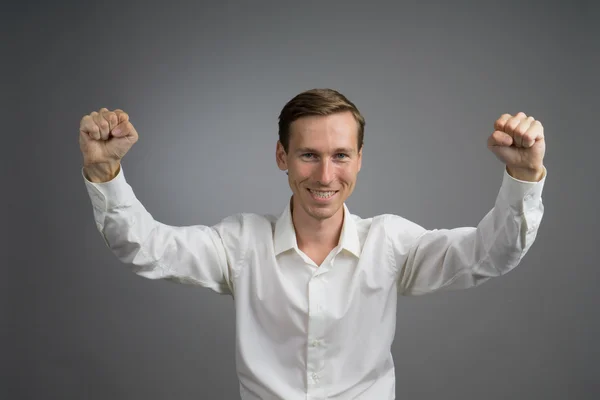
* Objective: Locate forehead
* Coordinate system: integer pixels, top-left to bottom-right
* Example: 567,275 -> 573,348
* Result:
288,111 -> 359,151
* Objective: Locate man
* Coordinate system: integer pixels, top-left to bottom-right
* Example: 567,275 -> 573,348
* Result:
81,88 -> 546,399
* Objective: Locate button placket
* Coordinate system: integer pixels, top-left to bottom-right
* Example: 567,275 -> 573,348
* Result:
306,274 -> 327,390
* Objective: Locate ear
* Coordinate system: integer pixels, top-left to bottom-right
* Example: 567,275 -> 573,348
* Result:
357,145 -> 363,172
276,141 -> 288,171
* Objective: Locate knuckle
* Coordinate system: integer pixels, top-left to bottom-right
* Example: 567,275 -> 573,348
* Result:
84,122 -> 97,133
496,115 -> 509,127
115,110 -> 129,122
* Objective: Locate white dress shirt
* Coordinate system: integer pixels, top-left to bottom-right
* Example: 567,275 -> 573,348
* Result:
83,166 -> 546,399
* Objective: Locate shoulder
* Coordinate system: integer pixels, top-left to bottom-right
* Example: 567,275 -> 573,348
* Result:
352,212 -> 426,240
210,212 -> 275,262
213,212 -> 276,236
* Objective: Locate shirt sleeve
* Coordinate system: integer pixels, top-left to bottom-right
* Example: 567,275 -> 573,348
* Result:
388,167 -> 547,296
82,165 -> 245,295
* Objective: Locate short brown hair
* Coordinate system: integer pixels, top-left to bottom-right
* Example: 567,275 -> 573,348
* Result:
278,88 -> 365,152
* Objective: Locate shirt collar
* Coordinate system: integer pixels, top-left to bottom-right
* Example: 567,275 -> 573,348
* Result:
273,200 -> 362,258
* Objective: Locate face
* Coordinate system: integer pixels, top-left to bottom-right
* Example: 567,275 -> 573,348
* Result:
276,111 -> 362,222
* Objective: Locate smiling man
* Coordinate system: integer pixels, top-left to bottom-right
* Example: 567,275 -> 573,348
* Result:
275,108 -> 365,266
81,88 -> 546,399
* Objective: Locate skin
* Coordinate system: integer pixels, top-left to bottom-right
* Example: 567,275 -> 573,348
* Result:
80,108 -> 545,263
275,111 -> 363,257
488,112 -> 546,182
80,107 -> 138,182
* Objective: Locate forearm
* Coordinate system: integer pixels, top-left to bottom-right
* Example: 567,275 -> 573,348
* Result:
84,167 -> 161,267
83,161 -> 121,183
506,165 -> 545,182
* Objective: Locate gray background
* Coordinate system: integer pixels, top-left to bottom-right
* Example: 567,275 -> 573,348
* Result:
5,0 -> 599,399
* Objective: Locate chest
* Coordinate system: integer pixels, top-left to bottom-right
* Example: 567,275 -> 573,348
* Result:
232,241 -> 399,341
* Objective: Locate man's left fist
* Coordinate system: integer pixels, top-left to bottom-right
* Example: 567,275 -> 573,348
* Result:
487,112 -> 546,181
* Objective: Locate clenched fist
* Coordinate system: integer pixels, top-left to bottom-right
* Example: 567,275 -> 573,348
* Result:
79,108 -> 138,182
487,112 -> 546,182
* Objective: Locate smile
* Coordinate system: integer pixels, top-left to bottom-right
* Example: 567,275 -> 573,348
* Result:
308,189 -> 338,200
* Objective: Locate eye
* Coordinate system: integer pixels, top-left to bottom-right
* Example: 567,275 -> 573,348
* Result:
301,153 -> 316,159
334,153 -> 349,160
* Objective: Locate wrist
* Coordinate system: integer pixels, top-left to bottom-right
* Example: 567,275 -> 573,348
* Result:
83,161 -> 121,183
506,165 -> 545,182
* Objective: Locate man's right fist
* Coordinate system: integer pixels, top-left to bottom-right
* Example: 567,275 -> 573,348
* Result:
79,108 -> 138,167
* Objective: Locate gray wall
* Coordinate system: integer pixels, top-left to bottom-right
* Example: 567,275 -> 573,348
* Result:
5,0 -> 599,399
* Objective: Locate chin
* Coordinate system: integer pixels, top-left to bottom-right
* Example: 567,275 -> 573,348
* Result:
307,203 -> 343,220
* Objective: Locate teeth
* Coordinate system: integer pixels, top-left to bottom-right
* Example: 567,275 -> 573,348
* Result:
310,190 -> 336,198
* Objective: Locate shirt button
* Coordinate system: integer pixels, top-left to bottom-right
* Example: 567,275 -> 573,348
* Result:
311,339 -> 321,347
312,373 -> 320,382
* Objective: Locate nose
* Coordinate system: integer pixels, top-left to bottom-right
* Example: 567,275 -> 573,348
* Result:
316,159 -> 334,185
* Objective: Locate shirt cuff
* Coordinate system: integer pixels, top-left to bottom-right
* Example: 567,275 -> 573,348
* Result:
497,166 -> 547,214
82,165 -> 136,211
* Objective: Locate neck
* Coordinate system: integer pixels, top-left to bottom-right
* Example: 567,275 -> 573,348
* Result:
290,196 -> 345,250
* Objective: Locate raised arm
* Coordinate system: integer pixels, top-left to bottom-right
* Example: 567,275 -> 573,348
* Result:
80,109 -> 242,295
390,112 -> 547,295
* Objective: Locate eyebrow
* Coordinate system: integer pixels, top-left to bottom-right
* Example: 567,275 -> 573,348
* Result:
295,147 -> 355,154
